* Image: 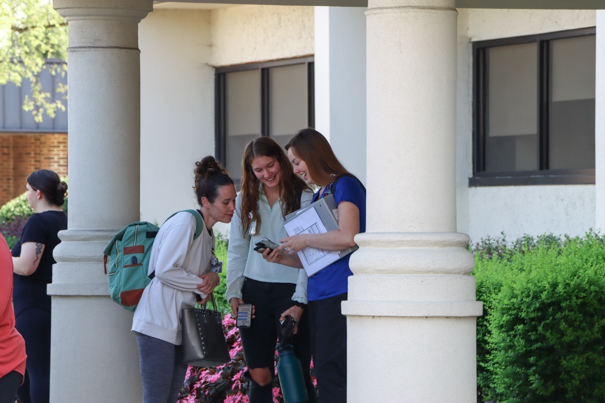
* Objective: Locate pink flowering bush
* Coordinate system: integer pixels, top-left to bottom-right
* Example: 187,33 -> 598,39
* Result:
178,313 -> 311,403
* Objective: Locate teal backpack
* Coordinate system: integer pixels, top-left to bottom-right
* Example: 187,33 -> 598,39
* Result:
103,209 -> 204,311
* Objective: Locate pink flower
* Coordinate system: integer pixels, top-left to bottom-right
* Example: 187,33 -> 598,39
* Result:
230,345 -> 243,358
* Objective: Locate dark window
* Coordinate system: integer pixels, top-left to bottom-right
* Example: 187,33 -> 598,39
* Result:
471,28 -> 595,186
216,57 -> 314,184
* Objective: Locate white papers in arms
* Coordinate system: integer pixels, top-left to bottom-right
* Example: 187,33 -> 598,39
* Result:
283,207 -> 340,277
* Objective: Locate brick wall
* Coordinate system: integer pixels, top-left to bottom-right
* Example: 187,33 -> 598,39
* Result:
0,133 -> 68,206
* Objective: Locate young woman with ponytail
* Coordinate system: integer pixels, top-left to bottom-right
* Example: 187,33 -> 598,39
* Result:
132,156 -> 236,403
11,169 -> 67,403
226,137 -> 316,403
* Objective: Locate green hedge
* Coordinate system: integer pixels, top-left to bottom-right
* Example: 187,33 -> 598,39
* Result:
214,234 -> 230,315
0,177 -> 68,249
473,232 -> 605,402
0,176 -> 68,222
0,193 -> 34,222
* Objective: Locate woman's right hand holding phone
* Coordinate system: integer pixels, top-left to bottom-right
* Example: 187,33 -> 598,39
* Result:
229,297 -> 244,318
261,247 -> 283,264
230,297 -> 256,320
261,247 -> 304,269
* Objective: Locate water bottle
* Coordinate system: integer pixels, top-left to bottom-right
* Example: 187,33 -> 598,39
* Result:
277,343 -> 308,403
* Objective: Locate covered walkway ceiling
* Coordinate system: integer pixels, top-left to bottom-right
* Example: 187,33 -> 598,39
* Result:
154,0 -> 605,9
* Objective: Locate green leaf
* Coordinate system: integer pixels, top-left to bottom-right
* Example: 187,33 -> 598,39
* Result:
0,0 -> 67,122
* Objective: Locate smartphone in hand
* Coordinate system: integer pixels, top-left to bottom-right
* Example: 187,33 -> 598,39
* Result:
237,304 -> 253,328
253,237 -> 280,253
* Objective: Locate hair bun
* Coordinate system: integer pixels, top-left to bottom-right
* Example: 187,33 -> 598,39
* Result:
193,156 -> 234,206
194,156 -> 227,181
54,181 -> 68,206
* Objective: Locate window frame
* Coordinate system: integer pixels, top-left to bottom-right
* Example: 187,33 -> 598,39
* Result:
471,27 -> 596,187
214,56 -> 315,169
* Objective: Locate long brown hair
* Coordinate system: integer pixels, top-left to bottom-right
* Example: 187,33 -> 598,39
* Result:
240,137 -> 310,236
285,128 -> 350,186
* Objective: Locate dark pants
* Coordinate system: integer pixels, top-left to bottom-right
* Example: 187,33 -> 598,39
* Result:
15,307 -> 51,403
239,278 -> 316,403
0,371 -> 22,403
135,332 -> 188,403
309,293 -> 348,403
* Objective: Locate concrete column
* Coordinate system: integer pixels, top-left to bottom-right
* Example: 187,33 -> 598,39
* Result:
596,10 -> 605,231
49,1 -> 151,401
342,1 -> 482,402
314,6 -> 367,184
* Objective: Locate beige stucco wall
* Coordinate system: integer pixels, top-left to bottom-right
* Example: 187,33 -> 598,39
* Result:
138,6 -> 598,241
456,8 -> 597,241
139,9 -> 215,224
465,8 -> 595,40
210,5 -> 314,66
138,5 -> 314,234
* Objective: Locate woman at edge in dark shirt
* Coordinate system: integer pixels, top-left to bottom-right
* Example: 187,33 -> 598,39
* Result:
11,169 -> 68,403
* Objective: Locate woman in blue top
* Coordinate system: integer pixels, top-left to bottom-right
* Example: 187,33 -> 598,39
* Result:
11,169 -> 68,403
263,128 -> 366,403
226,137 -> 316,403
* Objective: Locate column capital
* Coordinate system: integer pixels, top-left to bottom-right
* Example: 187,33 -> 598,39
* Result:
54,0 -> 152,20
54,0 -> 152,49
367,0 -> 455,10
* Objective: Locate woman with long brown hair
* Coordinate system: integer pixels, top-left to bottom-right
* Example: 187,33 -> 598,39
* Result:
263,128 -> 366,403
225,137 -> 316,403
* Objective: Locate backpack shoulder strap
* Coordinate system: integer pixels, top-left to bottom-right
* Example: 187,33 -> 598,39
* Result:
183,209 -> 205,240
329,173 -> 366,195
163,209 -> 205,240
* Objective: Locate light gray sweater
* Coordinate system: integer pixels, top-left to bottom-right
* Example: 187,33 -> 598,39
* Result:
132,212 -> 215,345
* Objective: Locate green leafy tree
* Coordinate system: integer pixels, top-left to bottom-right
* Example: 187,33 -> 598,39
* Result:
0,0 -> 67,122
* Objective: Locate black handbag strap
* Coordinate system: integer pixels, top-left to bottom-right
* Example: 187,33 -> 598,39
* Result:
194,291 -> 217,311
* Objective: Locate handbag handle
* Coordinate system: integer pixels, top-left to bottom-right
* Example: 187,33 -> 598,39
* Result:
195,291 -> 217,311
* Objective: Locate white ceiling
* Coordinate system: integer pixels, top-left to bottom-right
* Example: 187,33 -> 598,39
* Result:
153,2 -> 234,9
154,0 -> 605,9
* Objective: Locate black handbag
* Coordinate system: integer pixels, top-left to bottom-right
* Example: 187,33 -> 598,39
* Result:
181,292 -> 231,367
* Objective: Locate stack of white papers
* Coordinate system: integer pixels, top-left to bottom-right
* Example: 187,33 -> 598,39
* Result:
283,207 -> 340,277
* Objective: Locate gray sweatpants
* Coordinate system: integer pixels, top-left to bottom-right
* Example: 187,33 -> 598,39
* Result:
135,332 -> 188,403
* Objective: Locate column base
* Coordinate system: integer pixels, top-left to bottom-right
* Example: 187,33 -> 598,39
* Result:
49,229 -> 142,402
343,300 -> 482,317
345,231 -> 480,402
50,296 -> 142,403
347,315 -> 477,402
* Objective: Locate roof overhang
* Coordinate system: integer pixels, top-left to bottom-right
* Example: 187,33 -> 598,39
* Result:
154,0 -> 605,9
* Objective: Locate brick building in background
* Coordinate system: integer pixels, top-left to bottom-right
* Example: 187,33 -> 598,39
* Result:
0,60 -> 68,205
0,133 -> 67,204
